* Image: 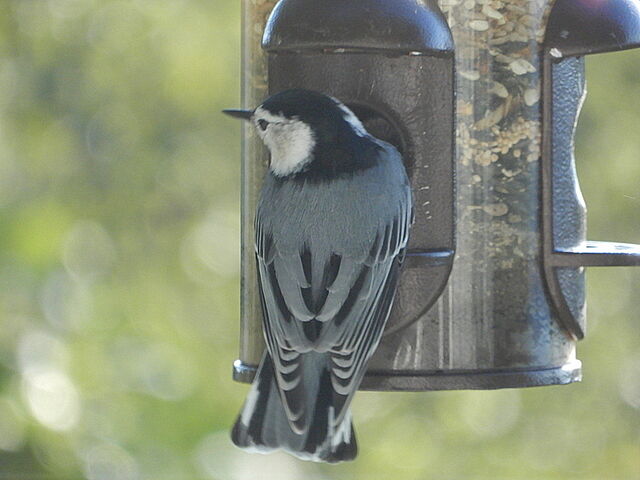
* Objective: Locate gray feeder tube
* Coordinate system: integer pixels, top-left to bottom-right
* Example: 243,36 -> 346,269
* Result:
234,0 -> 640,391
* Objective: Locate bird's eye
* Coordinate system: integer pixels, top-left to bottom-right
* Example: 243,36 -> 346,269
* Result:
257,119 -> 269,131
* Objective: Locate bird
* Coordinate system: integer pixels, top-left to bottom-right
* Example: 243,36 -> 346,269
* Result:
224,89 -> 413,463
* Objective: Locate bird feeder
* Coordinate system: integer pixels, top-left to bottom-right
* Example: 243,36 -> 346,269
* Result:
233,0 -> 640,391
234,0 -> 456,389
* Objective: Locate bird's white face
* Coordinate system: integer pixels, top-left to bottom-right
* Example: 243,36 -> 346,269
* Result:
253,106 -> 316,177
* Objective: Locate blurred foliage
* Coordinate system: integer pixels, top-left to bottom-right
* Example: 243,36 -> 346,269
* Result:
0,1 -> 638,479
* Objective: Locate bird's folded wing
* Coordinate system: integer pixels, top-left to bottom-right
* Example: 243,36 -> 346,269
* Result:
255,180 -> 412,430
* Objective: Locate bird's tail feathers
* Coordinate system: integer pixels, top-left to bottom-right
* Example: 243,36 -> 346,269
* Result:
231,352 -> 357,463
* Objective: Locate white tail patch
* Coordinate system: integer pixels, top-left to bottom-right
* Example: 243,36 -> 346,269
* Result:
239,381 -> 261,426
329,407 -> 352,450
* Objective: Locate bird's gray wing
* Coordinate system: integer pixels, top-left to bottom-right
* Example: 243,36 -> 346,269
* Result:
256,171 -> 412,431
255,216 -> 310,434
323,196 -> 411,425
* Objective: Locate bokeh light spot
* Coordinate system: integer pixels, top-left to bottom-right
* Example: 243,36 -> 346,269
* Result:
110,337 -> 197,401
17,329 -> 69,375
21,368 -> 80,432
40,270 -> 94,331
62,220 -> 116,282
194,431 -> 304,480
180,209 -> 239,283
81,443 -> 140,480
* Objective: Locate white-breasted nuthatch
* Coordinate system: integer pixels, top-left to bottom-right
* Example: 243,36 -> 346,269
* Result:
224,89 -> 412,463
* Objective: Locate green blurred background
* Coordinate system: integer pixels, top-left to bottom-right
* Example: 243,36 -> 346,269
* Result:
0,0 -> 638,479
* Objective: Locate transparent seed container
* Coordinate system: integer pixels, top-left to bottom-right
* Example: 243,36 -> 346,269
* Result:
234,0 -> 584,390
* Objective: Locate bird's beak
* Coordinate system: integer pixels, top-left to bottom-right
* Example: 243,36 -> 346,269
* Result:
222,109 -> 253,121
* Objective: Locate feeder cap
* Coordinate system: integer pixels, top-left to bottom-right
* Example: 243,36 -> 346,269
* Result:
545,0 -> 640,57
262,0 -> 453,55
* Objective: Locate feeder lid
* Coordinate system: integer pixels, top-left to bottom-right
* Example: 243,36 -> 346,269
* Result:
262,0 -> 453,55
545,0 -> 640,57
